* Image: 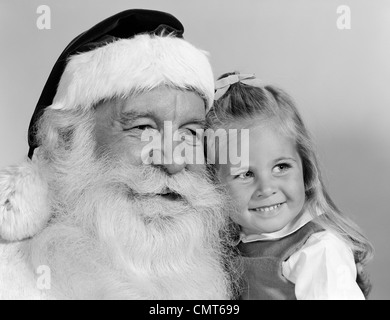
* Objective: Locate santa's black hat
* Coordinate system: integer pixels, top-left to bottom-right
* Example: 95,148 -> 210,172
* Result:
0,9 -> 214,241
28,8 -> 211,158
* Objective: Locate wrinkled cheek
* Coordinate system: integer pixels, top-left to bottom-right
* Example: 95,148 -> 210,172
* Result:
186,163 -> 206,174
113,144 -> 144,166
96,139 -> 145,166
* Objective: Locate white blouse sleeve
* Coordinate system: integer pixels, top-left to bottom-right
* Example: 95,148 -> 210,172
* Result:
282,230 -> 365,300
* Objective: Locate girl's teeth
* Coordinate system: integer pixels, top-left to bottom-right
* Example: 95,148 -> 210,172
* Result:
255,203 -> 282,212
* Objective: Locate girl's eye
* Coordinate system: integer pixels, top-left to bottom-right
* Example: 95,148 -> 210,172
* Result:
273,163 -> 292,174
237,171 -> 254,179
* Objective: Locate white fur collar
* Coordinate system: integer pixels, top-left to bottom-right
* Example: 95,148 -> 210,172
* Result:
0,156 -> 50,241
0,240 -> 52,300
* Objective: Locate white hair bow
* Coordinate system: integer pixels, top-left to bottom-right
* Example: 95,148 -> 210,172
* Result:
214,73 -> 264,100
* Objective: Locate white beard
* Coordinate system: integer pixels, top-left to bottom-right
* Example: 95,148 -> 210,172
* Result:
29,149 -> 236,300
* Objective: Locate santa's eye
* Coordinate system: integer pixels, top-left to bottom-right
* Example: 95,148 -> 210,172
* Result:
184,128 -> 197,136
178,128 -> 202,145
133,125 -> 154,131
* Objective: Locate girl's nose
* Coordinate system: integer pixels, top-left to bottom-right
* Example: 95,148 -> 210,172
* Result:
252,176 -> 277,198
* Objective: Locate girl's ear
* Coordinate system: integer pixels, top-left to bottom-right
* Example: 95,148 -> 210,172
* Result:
0,153 -> 50,241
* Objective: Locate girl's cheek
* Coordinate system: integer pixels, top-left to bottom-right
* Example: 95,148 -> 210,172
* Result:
227,184 -> 244,204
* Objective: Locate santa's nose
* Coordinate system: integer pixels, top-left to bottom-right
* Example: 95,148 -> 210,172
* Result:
151,140 -> 187,175
161,162 -> 186,175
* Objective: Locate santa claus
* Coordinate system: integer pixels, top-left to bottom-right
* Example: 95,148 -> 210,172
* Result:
0,9 -> 239,300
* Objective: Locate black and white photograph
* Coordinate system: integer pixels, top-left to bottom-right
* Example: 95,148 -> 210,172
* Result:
0,0 -> 389,303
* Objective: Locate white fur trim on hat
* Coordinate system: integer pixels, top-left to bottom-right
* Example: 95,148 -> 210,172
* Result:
50,34 -> 215,112
0,156 -> 50,241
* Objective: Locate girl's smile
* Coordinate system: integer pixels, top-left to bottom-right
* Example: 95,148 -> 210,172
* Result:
250,201 -> 286,215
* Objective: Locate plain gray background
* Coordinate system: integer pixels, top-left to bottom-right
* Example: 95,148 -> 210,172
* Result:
0,0 -> 389,299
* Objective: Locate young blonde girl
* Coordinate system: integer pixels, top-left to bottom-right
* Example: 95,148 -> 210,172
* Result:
206,72 -> 373,300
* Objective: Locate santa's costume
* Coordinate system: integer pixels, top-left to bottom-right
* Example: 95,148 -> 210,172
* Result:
0,9 -> 234,300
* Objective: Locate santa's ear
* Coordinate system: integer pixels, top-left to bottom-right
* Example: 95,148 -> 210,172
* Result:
0,154 -> 50,241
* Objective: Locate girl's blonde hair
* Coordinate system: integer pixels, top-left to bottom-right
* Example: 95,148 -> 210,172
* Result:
207,72 -> 374,298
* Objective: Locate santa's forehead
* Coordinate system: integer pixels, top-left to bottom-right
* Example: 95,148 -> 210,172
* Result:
118,87 -> 207,123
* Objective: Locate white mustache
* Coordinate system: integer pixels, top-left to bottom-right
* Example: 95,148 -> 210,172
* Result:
95,161 -> 218,208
